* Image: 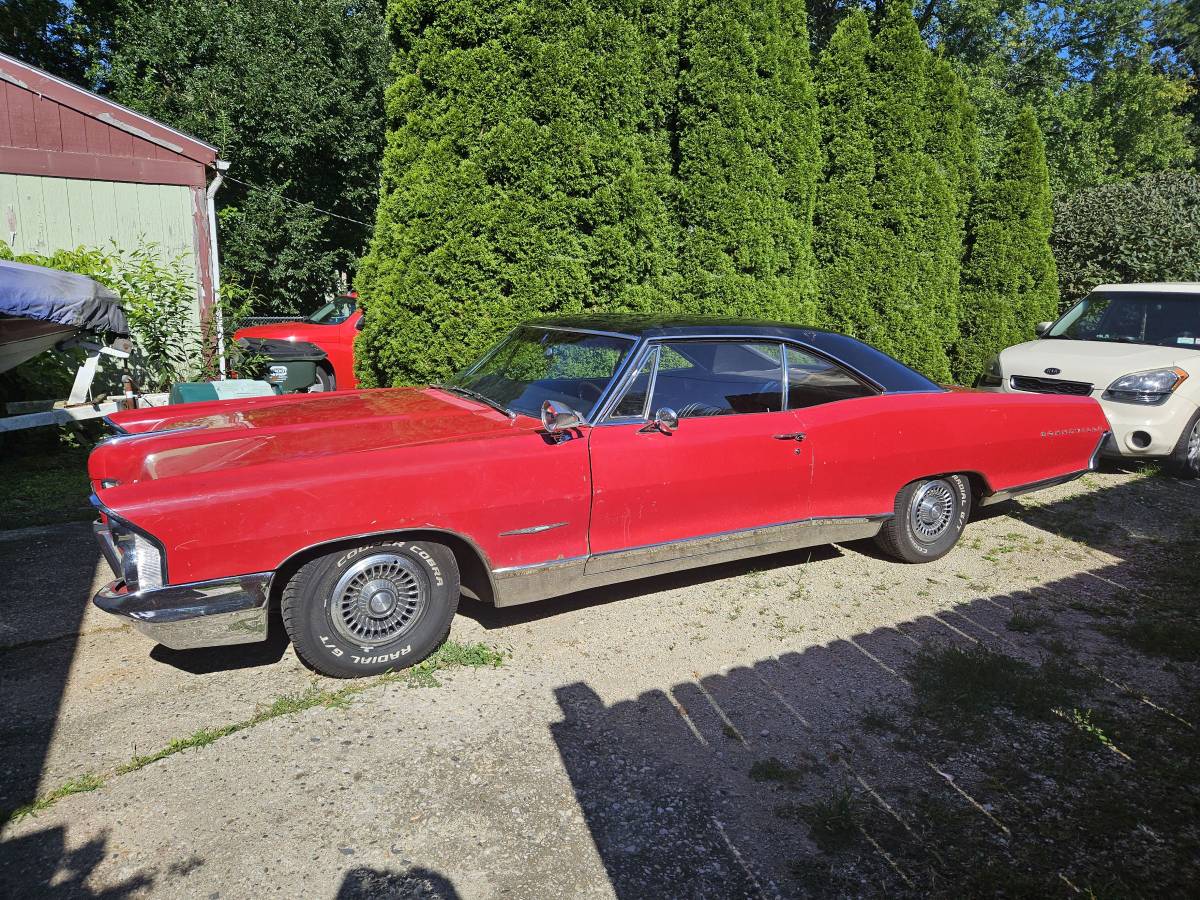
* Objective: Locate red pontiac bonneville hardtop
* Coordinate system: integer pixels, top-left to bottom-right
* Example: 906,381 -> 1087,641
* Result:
90,316 -> 1109,678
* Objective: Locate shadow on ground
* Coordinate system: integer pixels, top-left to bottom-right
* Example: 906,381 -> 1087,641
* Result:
549,476 -> 1199,896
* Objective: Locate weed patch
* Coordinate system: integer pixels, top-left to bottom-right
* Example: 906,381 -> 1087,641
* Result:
1102,618 -> 1200,662
800,787 -> 861,850
910,645 -> 1088,730
6,773 -> 105,823
1006,609 -> 1052,633
749,757 -> 811,789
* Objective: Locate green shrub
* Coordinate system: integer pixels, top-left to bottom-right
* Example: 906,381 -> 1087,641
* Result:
813,10 -> 876,338
673,0 -> 819,323
359,0 -> 1067,388
955,107 -> 1059,385
1052,171 -> 1200,305
0,241 -> 203,393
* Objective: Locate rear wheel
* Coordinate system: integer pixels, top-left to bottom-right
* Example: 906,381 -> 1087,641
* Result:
1166,410 -> 1200,479
875,475 -> 971,563
282,540 -> 459,678
308,365 -> 335,392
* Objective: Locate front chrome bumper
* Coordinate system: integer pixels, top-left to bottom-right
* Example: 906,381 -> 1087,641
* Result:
93,573 -> 273,650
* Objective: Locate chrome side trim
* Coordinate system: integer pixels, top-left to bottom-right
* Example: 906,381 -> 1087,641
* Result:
491,515 -> 889,607
499,522 -> 569,536
93,572 -> 272,650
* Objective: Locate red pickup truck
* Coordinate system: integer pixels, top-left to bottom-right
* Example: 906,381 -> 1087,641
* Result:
233,296 -> 362,391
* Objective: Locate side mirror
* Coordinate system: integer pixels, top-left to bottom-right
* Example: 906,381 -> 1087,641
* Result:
650,407 -> 678,434
1034,321 -> 1053,337
541,400 -> 582,434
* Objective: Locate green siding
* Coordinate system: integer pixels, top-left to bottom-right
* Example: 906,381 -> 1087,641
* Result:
0,174 -> 202,321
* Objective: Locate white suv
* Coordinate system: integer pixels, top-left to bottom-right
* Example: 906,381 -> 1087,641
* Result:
981,283 -> 1200,478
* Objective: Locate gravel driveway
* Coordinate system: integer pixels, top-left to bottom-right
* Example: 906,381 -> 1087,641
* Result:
1,469 -> 1196,898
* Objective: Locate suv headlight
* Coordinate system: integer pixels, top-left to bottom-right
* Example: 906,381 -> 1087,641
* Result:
1103,367 -> 1189,405
977,354 -> 1003,388
108,517 -> 165,592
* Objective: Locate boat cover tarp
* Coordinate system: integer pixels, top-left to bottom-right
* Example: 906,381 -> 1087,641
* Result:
0,259 -> 128,335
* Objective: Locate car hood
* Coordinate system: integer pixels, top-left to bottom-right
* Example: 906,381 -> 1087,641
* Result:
92,387 -> 533,485
1000,339 -> 1200,387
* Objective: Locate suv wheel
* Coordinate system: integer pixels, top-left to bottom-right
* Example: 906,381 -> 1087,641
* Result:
1166,410 -> 1200,479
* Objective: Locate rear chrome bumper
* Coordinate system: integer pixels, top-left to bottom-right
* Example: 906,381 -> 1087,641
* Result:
93,573 -> 272,650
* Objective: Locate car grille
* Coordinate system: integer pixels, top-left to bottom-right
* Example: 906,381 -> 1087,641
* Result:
1010,375 -> 1094,396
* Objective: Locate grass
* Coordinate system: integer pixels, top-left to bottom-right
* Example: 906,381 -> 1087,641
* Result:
0,443 -> 93,529
2,640 -> 506,824
1006,609 -> 1052,634
7,773 -> 106,820
1102,618 -> 1200,661
909,645 -> 1089,731
800,787 -> 861,850
749,757 -> 810,789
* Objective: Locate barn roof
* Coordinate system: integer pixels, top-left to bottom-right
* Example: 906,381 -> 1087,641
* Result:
0,52 -> 218,166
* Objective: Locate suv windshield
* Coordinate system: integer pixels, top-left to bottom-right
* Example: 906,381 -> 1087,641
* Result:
443,327 -> 635,418
306,296 -> 356,324
1048,291 -> 1200,347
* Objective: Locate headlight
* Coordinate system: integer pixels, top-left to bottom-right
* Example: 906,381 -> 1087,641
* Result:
109,518 -> 165,591
977,354 -> 1003,388
1103,367 -> 1189,405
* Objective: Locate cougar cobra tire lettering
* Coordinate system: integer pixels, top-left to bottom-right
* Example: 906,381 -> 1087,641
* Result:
282,540 -> 459,679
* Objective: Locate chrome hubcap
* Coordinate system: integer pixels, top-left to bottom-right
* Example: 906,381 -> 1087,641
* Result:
1188,421 -> 1200,469
330,553 -> 427,646
910,480 -> 956,542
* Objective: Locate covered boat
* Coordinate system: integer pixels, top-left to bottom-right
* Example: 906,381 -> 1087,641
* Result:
0,259 -> 128,374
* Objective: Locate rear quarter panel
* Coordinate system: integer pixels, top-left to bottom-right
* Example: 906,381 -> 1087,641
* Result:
798,390 -> 1107,518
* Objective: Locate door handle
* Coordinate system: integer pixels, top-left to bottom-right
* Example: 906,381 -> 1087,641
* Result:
773,432 -> 806,442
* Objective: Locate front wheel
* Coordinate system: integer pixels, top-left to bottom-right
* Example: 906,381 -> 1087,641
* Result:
875,475 -> 971,563
282,541 -> 460,678
1166,410 -> 1200,479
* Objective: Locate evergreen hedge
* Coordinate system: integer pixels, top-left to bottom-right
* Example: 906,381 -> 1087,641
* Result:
358,0 -> 1060,388
1052,171 -> 1200,303
956,107 -> 1059,384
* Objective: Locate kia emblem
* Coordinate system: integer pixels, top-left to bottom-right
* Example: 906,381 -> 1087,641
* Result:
1045,367 -> 1061,375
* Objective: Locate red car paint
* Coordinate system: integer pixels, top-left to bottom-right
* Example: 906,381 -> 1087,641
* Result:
91,384 -> 1107,590
233,308 -> 362,390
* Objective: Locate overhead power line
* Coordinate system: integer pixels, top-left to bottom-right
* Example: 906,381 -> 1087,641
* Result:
220,173 -> 373,228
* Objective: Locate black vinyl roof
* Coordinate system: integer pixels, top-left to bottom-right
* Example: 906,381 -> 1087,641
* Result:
528,314 -> 942,394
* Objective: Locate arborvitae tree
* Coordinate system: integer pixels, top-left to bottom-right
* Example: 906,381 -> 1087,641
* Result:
955,106 -> 1059,384
813,9 -> 876,337
864,0 -> 958,382
356,0 -> 678,386
926,54 -> 979,233
673,0 -> 819,321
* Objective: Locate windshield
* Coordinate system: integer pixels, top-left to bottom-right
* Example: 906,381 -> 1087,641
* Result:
444,327 -> 636,417
1048,291 -> 1200,347
306,297 -> 356,324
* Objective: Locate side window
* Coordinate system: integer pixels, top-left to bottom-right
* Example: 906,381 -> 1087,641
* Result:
611,350 -> 657,419
650,341 -> 784,418
785,346 -> 874,409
